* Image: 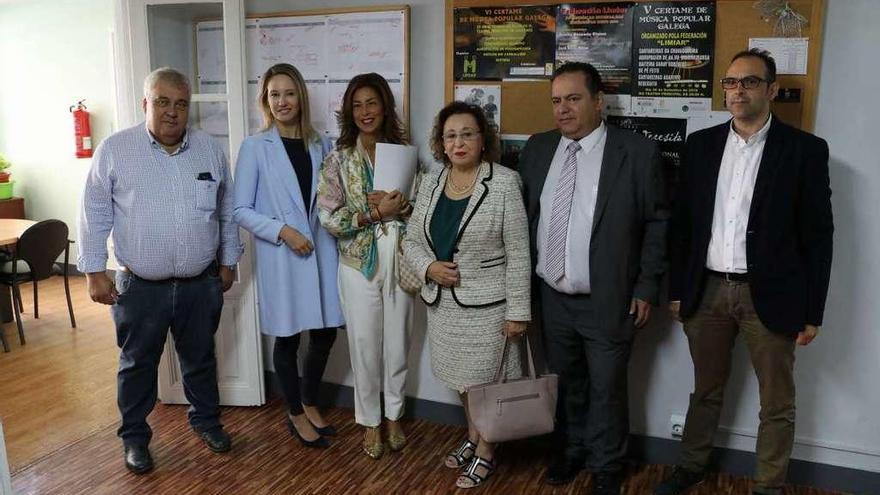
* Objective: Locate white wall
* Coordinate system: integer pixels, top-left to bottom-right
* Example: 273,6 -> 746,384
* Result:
0,0 -> 116,266
1,0 -> 878,475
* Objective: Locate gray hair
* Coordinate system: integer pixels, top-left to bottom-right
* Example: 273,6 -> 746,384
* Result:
143,67 -> 191,98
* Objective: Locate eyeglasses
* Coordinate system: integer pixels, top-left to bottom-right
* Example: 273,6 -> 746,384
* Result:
152,97 -> 190,111
442,131 -> 481,144
720,76 -> 769,90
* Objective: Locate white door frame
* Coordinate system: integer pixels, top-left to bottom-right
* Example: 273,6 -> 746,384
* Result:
0,420 -> 11,495
113,0 -> 264,406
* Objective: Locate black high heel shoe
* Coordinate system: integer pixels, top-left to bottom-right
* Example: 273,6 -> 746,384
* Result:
309,421 -> 337,437
286,416 -> 329,448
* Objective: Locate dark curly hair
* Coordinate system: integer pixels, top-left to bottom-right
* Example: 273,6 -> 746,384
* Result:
430,101 -> 500,166
335,73 -> 407,150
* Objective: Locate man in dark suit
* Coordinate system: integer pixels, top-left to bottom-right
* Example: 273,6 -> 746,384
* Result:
654,49 -> 833,495
519,62 -> 669,495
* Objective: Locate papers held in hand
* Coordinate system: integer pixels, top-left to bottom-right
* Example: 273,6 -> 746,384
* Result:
373,143 -> 418,195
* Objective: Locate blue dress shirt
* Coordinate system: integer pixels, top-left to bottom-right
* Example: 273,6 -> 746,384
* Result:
78,123 -> 242,280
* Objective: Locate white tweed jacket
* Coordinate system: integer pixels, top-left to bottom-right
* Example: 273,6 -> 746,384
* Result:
402,162 -> 531,321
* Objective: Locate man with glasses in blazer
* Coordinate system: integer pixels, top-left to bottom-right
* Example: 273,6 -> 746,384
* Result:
655,49 -> 833,495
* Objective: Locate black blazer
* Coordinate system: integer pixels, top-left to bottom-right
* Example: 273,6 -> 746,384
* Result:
668,117 -> 833,336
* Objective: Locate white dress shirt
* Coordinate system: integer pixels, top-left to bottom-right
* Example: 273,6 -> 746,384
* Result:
706,116 -> 772,273
537,122 -> 607,294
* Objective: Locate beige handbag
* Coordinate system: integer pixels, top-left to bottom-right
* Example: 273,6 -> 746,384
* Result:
466,334 -> 558,443
395,243 -> 422,295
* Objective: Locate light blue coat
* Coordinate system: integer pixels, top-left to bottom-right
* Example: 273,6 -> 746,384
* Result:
233,127 -> 344,336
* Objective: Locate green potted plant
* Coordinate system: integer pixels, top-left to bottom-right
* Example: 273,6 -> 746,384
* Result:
0,153 -> 13,199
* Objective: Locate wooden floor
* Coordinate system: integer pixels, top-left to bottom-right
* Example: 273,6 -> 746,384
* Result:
2,277 -> 849,495
0,276 -> 119,471
10,402 -> 846,495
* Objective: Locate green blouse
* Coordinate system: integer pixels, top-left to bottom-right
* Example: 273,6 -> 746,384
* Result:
430,193 -> 470,262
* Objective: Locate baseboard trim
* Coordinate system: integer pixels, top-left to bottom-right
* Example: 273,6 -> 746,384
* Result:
263,372 -> 878,494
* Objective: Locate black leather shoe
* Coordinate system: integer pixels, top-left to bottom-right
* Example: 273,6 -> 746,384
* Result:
592,471 -> 624,495
654,466 -> 705,495
198,427 -> 232,453
287,416 -> 330,448
752,489 -> 782,495
123,444 -> 153,474
544,456 -> 584,485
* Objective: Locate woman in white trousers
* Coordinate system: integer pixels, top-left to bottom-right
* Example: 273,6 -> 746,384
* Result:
317,73 -> 415,459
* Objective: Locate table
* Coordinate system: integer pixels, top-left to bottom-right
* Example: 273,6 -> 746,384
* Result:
0,219 -> 36,245
0,219 -> 36,323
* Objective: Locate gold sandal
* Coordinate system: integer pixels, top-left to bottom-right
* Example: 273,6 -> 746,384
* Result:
387,421 -> 407,452
362,426 -> 384,459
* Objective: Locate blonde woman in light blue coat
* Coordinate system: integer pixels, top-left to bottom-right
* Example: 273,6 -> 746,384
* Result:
233,63 -> 343,449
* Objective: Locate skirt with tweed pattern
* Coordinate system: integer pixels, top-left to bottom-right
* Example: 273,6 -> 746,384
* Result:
427,289 -> 521,393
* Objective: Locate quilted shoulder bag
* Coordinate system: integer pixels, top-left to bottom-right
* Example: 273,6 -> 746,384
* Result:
395,242 -> 422,295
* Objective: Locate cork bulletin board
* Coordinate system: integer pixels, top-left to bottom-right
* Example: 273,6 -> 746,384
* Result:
444,0 -> 826,135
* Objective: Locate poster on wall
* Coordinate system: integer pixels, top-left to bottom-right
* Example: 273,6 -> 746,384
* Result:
556,3 -> 634,115
606,115 -> 686,198
453,6 -> 557,80
499,134 -> 531,170
454,84 -> 501,132
631,1 -> 715,118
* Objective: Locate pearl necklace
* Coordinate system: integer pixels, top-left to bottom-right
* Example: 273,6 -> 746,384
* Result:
446,167 -> 479,195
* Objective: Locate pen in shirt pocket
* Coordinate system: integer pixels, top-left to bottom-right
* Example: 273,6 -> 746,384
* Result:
197,172 -> 216,181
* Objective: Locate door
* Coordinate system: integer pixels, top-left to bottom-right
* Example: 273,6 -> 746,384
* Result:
114,0 -> 264,406
0,420 -> 10,495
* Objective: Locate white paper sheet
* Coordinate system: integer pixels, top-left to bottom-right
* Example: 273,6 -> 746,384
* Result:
749,37 -> 809,75
373,143 -> 418,195
631,96 -> 711,118
686,111 -> 733,136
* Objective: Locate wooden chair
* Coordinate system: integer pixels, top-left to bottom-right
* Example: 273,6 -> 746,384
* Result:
0,220 -> 76,352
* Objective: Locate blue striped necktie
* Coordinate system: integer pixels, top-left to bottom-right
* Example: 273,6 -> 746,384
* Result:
546,141 -> 581,281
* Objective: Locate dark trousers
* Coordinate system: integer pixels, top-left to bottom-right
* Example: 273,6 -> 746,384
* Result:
541,281 -> 633,473
111,267 -> 224,447
273,329 -> 337,416
680,274 -> 796,490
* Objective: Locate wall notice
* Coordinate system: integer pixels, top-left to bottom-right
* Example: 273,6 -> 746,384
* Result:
454,6 -> 557,80
632,1 -> 715,117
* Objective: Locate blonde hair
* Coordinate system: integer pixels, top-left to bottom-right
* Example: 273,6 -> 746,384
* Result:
257,63 -> 317,141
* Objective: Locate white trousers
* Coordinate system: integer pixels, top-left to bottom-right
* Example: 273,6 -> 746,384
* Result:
338,225 -> 413,427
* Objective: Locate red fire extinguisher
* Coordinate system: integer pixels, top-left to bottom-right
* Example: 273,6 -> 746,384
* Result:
70,100 -> 93,158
